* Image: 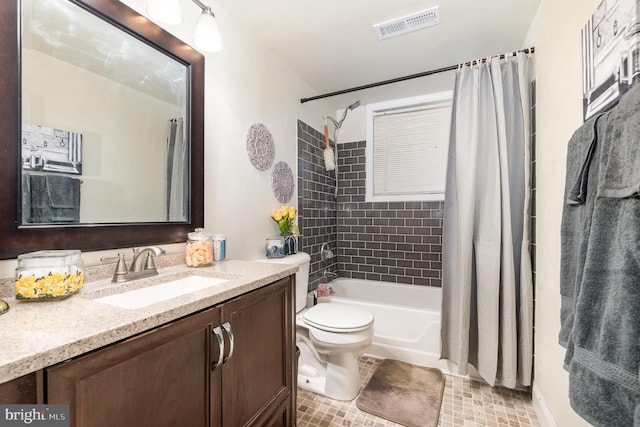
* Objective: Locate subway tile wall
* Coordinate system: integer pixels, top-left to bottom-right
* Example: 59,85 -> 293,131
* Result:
297,120 -> 444,289
297,120 -> 338,290
336,141 -> 443,286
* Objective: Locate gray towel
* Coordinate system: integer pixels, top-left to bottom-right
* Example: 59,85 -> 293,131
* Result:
46,174 -> 80,209
25,174 -> 47,223
25,173 -> 81,223
559,113 -> 604,355
565,83 -> 640,426
566,114 -> 602,205
637,366 -> 640,427
21,173 -> 31,225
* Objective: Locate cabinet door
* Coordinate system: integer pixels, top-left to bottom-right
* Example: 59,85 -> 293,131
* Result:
221,277 -> 295,427
47,307 -> 221,427
0,372 -> 41,404
262,399 -> 291,427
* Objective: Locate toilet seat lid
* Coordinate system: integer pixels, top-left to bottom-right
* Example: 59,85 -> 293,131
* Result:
303,303 -> 373,333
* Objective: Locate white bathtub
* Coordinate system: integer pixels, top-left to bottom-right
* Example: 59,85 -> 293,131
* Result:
317,278 -> 442,368
316,278 -> 479,378
318,277 -> 480,378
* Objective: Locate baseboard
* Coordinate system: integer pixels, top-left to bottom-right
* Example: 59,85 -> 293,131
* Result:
532,383 -> 557,427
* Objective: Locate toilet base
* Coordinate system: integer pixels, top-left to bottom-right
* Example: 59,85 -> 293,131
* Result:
297,341 -> 363,401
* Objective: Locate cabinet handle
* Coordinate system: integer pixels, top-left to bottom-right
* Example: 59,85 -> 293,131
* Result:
222,322 -> 234,365
211,326 -> 224,371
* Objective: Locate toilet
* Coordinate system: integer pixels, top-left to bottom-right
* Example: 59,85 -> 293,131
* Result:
259,252 -> 374,401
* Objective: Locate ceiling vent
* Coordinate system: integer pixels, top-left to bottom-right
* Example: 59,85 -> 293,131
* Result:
373,6 -> 440,40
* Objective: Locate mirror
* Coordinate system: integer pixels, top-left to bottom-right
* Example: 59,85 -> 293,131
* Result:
0,0 -> 205,259
22,0 -> 190,224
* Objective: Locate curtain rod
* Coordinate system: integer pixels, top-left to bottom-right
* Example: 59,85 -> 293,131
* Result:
300,47 -> 535,104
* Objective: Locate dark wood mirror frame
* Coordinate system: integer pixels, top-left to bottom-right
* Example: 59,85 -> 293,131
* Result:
0,0 -> 204,259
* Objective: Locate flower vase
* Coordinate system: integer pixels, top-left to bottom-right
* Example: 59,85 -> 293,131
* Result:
281,233 -> 297,255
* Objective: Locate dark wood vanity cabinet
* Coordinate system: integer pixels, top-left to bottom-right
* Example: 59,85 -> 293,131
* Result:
220,278 -> 294,427
45,277 -> 295,427
48,306 -> 216,426
0,372 -> 41,404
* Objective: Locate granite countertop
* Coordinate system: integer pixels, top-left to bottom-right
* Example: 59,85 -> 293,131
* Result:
0,258 -> 297,384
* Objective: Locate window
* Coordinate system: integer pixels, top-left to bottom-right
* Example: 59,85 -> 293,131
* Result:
366,92 -> 452,202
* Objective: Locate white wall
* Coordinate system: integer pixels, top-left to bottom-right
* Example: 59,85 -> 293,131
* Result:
526,0 -> 600,426
329,71 -> 456,143
181,5 -> 333,261
100,0 -> 336,261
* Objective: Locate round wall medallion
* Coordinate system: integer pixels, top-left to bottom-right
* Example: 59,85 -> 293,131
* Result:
245,123 -> 275,171
271,161 -> 294,203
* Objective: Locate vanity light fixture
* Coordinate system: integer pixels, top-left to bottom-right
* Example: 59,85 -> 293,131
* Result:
146,0 -> 223,52
192,0 -> 223,52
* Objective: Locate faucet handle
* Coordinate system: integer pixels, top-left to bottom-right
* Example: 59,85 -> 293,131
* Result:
320,242 -> 334,261
143,252 -> 158,271
114,253 -> 129,275
100,253 -> 129,283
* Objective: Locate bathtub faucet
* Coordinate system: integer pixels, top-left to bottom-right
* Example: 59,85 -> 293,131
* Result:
323,269 -> 337,280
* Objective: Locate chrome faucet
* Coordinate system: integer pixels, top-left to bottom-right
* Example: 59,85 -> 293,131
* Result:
323,269 -> 337,280
101,246 -> 166,283
130,246 -> 166,273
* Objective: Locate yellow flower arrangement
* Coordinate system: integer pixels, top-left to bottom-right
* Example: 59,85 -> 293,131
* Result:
271,205 -> 300,235
15,270 -> 84,300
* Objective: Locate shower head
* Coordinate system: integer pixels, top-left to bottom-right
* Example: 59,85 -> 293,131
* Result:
323,100 -> 360,130
335,100 -> 360,129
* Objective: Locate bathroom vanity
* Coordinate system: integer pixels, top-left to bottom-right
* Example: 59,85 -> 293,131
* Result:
0,260 -> 297,427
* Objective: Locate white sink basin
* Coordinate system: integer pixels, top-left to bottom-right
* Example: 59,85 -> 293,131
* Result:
93,275 -> 228,310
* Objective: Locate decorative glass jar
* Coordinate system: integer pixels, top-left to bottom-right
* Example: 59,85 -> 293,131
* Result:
15,250 -> 84,301
265,236 -> 285,258
186,228 -> 213,267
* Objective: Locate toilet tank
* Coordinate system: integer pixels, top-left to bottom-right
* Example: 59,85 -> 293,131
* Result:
257,252 -> 310,313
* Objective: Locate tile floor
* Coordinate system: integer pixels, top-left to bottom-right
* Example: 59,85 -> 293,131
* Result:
296,357 -> 541,427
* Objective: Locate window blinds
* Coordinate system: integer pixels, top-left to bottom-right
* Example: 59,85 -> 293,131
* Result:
372,105 -> 451,197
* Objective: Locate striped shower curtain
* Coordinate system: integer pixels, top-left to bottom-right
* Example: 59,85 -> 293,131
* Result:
441,52 -> 534,388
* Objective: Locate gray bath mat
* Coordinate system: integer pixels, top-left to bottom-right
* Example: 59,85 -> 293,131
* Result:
357,359 -> 445,427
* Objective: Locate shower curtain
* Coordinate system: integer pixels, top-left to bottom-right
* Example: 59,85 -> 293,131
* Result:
441,52 -> 534,388
167,118 -> 188,221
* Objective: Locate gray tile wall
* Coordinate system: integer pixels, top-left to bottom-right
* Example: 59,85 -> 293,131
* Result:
336,141 -> 443,286
297,120 -> 444,290
297,120 -> 338,290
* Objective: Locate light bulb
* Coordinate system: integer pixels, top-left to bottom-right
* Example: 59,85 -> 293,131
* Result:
193,9 -> 223,52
